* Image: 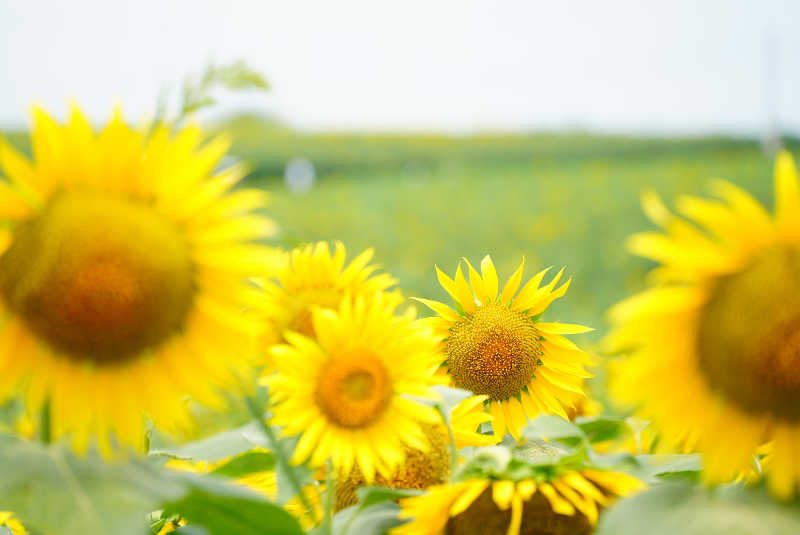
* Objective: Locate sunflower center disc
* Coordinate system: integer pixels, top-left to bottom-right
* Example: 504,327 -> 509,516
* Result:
335,422 -> 450,510
315,355 -> 392,428
445,487 -> 592,535
697,245 -> 800,420
0,191 -> 195,365
447,303 -> 543,401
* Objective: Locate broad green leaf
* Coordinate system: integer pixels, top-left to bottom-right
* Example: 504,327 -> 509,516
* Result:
522,415 -> 587,448
273,434 -> 318,505
597,482 -> 800,535
163,478 -> 304,535
356,486 -> 422,509
0,433 -> 186,535
633,454 -> 703,483
211,451 -> 276,478
150,422 -> 267,462
333,502 -> 406,535
173,527 -> 209,534
575,416 -> 629,444
0,527 -> 13,535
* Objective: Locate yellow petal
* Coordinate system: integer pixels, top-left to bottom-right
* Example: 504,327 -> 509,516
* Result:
499,256 -> 525,304
480,255 -> 499,302
411,297 -> 460,322
463,257 -> 489,306
492,480 -> 515,510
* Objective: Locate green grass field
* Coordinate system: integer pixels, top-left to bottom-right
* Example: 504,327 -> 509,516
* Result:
218,117 -> 791,347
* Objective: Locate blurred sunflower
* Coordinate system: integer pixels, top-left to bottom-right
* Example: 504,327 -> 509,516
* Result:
335,394 -> 498,509
258,241 -> 395,349
417,256 -> 593,440
608,151 -> 800,498
266,292 -> 442,483
392,469 -> 643,535
0,105 -> 280,453
0,512 -> 26,535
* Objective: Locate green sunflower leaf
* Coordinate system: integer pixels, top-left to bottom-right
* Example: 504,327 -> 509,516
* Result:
522,415 -> 587,448
596,482 -> 800,535
632,453 -> 703,483
0,433 -> 186,535
149,422 -> 268,462
332,502 -> 406,535
210,451 -> 276,478
162,478 -> 304,535
356,486 -> 422,509
575,415 -> 629,444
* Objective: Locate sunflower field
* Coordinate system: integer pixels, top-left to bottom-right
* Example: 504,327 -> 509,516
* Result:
2,74 -> 800,535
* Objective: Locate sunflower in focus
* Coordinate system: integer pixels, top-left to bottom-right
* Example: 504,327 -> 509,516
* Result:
267,292 -> 442,483
608,151 -> 800,499
335,394 -> 498,510
417,256 -> 593,440
0,512 -> 26,535
258,241 -> 395,348
392,469 -> 643,535
0,105 -> 280,453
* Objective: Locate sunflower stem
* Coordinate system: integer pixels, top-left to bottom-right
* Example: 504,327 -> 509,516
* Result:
244,394 -> 315,520
39,401 -> 51,445
323,460 -> 335,535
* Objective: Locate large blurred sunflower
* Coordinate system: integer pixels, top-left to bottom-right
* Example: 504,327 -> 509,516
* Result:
608,151 -> 800,498
266,292 -> 442,483
335,394 -> 498,509
258,241 -> 395,348
0,105 -> 279,453
417,255 -> 593,439
392,469 -> 643,535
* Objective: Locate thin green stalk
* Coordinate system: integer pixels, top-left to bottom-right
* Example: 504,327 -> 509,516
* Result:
323,460 -> 336,535
244,395 -> 315,517
39,400 -> 51,445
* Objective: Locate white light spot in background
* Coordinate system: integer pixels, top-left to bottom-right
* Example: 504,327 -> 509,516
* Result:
284,158 -> 316,194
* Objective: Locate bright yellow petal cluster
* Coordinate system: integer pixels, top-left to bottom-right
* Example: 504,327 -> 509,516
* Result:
450,394 -> 499,449
0,105 -> 281,454
608,151 -> 800,499
333,394 -> 498,510
258,241 -> 395,349
393,469 -> 643,535
418,255 -> 593,439
267,292 -> 442,482
0,512 -> 27,535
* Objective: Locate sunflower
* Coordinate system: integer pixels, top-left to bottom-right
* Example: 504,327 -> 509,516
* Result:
0,105 -> 280,454
0,512 -> 27,535
608,151 -> 800,499
267,291 -> 442,483
392,469 -> 643,535
258,241 -> 395,348
417,256 -> 593,440
335,394 -> 498,509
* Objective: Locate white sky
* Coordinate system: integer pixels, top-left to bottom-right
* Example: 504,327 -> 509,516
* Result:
1,0 -> 798,134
